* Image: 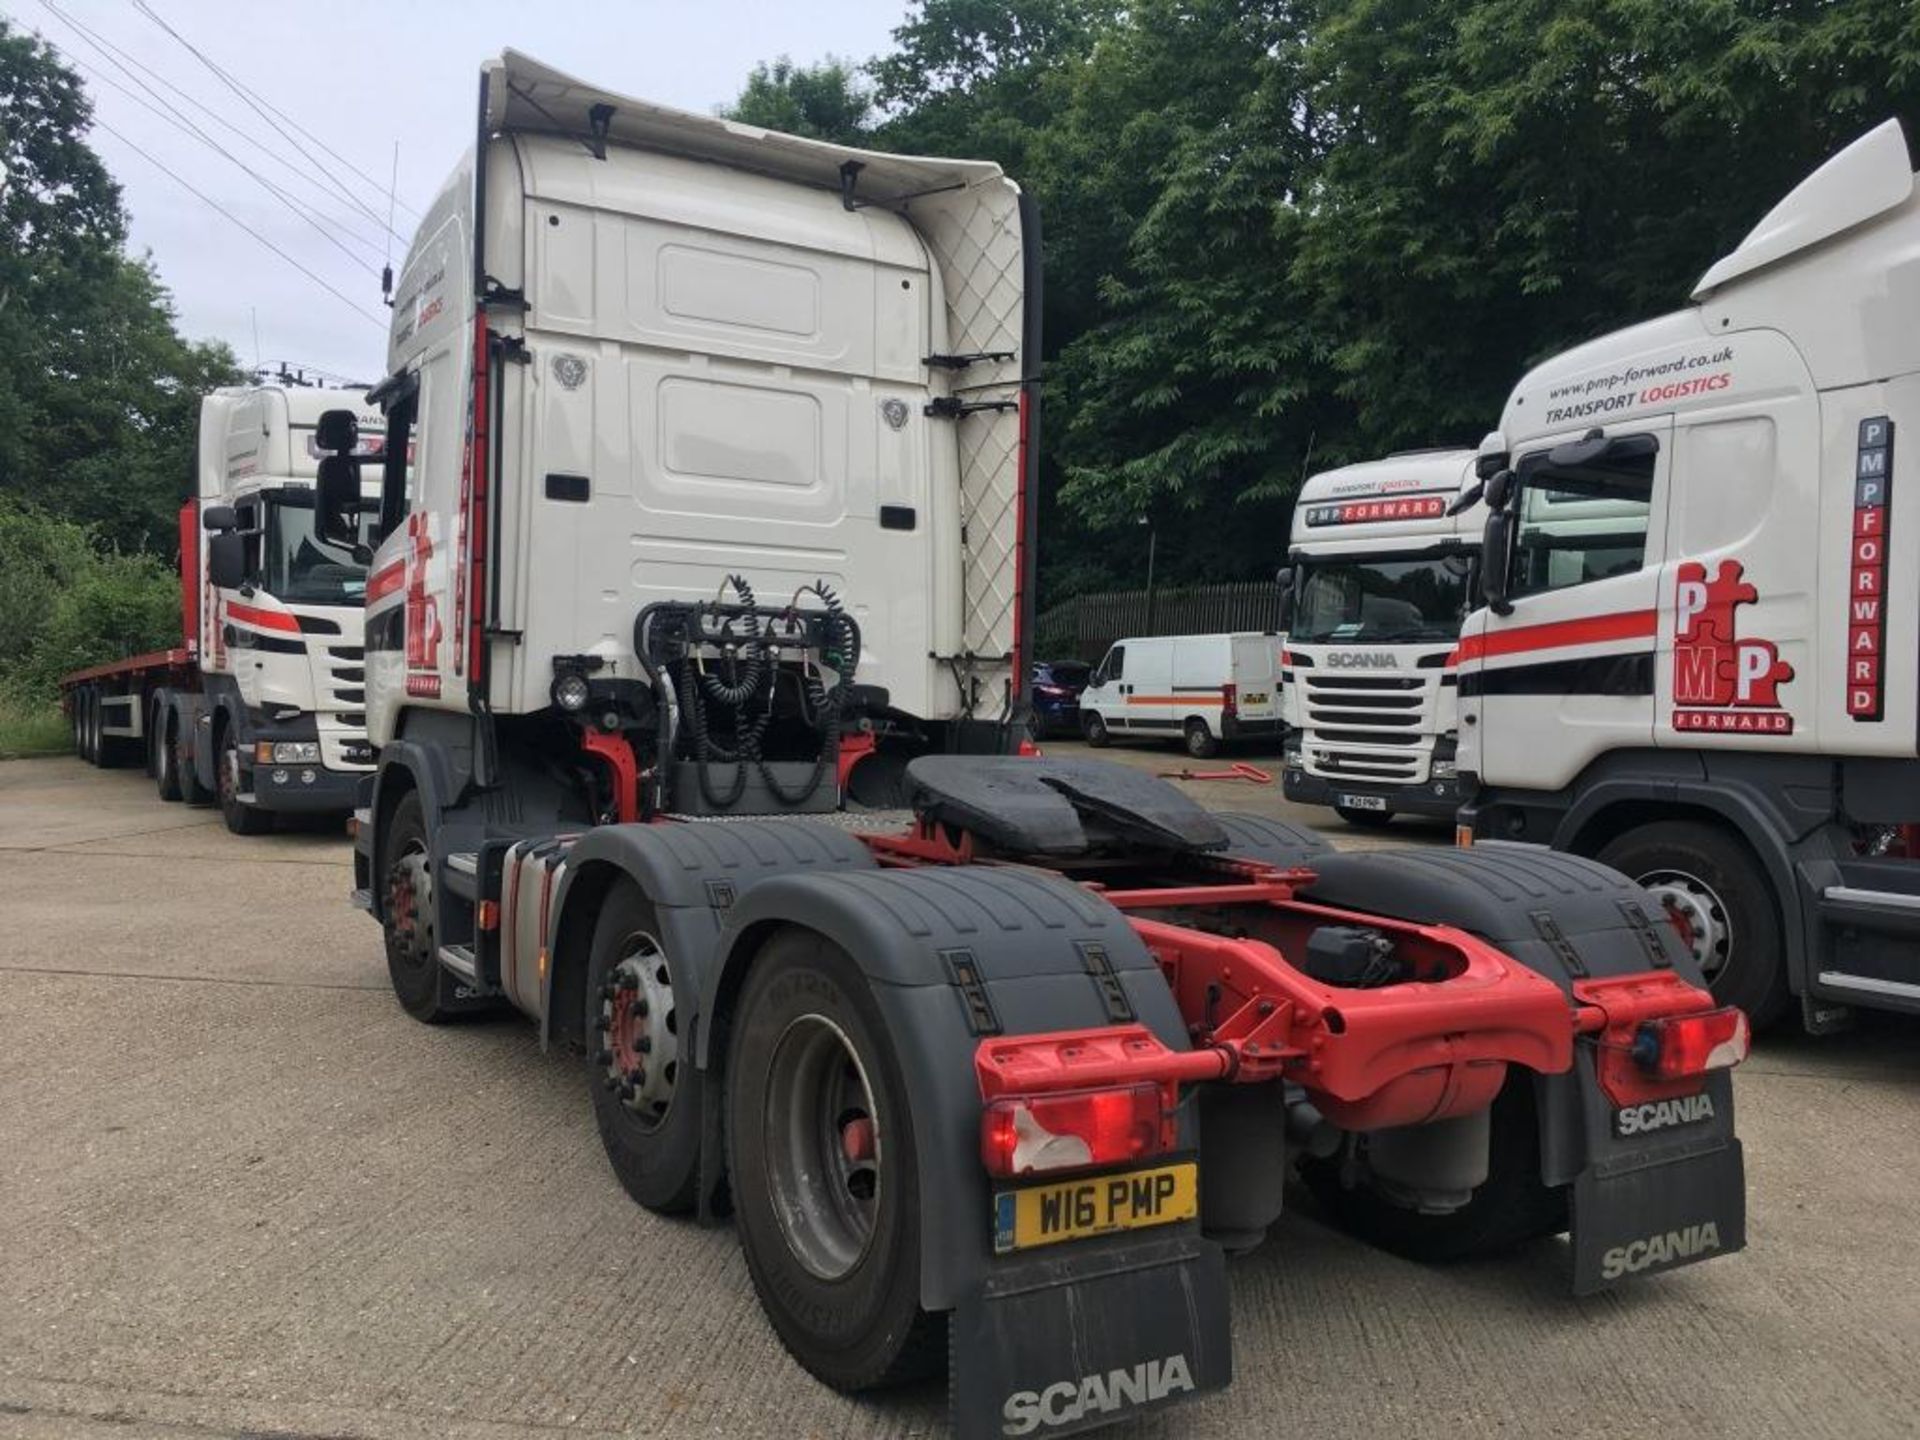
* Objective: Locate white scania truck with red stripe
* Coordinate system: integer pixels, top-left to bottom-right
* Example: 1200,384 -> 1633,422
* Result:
1279,450 -> 1481,827
1458,119 -> 1920,1031
322,54 -> 1754,1439
60,384 -> 381,833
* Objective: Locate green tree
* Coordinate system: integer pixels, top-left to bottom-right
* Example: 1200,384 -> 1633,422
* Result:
0,18 -> 241,554
723,56 -> 874,144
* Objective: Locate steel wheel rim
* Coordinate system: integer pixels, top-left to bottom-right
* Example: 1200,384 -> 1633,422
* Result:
386,842 -> 434,975
597,932 -> 679,1127
763,1013 -> 881,1281
1639,867 -> 1732,978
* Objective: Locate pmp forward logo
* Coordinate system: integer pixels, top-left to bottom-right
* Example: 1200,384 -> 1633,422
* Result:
1671,560 -> 1794,734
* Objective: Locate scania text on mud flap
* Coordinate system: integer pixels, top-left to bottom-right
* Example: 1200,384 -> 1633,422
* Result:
58,384 -> 382,831
1458,118 -> 1920,1033
344,55 -> 1748,1440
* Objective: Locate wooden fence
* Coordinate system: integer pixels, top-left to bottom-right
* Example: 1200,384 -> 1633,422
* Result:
1032,582 -> 1283,663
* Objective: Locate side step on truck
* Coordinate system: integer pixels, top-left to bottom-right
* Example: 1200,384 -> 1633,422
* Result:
1457,119 -> 1920,1033
336,54 -> 1751,1438
61,384 -> 384,832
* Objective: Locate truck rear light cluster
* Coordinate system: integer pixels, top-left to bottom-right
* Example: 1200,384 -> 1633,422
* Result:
981,1083 -> 1174,1178
1221,682 -> 1238,718
1632,1007 -> 1750,1079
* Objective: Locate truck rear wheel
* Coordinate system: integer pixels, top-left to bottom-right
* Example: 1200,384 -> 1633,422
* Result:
217,725 -> 273,835
726,929 -> 942,1391
78,688 -> 99,765
178,720 -> 214,807
381,791 -> 454,1023
585,883 -> 701,1215
1184,717 -> 1219,759
1596,819 -> 1788,1028
1299,1079 -> 1566,1262
154,709 -> 183,802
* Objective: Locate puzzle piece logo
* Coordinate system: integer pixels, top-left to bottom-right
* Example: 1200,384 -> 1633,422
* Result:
1673,560 -> 1794,733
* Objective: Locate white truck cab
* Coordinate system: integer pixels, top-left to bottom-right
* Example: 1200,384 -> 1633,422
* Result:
1280,450 -> 1480,825
188,385 -> 383,831
1459,119 -> 1920,1029
1079,632 -> 1282,757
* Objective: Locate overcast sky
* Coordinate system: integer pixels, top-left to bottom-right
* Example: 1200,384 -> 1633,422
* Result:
7,0 -> 911,382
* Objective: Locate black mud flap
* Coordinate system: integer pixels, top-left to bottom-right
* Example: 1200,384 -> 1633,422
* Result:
1570,1138 -> 1746,1295
950,1233 -> 1231,1440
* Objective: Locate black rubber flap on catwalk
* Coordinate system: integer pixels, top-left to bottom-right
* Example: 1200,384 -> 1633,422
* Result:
905,756 -> 1230,857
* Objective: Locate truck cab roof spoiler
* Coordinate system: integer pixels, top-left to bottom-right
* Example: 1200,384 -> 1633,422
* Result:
487,50 -> 1012,207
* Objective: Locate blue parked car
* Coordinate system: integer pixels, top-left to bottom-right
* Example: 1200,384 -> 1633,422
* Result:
1027,660 -> 1093,738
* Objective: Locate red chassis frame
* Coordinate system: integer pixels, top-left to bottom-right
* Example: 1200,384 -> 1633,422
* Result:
864,823 -> 1727,1132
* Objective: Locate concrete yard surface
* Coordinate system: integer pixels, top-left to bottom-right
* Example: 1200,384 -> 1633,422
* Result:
2,755 -> 1917,1440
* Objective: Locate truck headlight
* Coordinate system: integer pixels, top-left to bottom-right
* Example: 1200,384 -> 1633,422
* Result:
258,741 -> 320,764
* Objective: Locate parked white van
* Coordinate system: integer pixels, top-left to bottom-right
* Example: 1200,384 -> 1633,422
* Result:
1079,632 -> 1283,757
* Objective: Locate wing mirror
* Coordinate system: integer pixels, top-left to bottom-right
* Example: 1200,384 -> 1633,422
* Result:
202,504 -> 237,533
207,531 -> 246,590
1481,509 -> 1516,615
1275,566 -> 1294,632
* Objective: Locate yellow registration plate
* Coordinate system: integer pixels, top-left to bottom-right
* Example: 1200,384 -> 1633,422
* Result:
992,1162 -> 1198,1254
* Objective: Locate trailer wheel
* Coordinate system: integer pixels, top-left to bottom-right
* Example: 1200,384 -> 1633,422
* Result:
1184,718 -> 1220,759
1334,803 -> 1395,829
381,791 -> 453,1022
1082,711 -> 1110,747
217,725 -> 273,835
78,688 -> 99,765
585,883 -> 701,1215
1299,1079 -> 1565,1262
726,928 -> 943,1391
154,709 -> 183,802
1596,819 -> 1788,1028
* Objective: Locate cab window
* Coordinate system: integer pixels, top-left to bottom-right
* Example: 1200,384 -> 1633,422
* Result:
1098,645 -> 1125,684
1510,434 -> 1656,598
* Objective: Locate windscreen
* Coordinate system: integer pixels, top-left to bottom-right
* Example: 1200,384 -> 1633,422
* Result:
264,495 -> 370,606
1292,552 -> 1475,644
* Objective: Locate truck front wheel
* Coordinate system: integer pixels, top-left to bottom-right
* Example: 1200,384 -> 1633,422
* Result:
1596,819 -> 1788,1028
381,791 -> 453,1022
585,883 -> 701,1215
726,929 -> 942,1391
217,726 -> 273,835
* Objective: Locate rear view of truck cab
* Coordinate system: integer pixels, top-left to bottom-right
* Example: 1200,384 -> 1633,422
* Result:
1281,450 -> 1481,826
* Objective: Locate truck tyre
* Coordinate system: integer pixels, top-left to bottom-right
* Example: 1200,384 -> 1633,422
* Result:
217,724 -> 273,835
1184,717 -> 1219,759
1596,819 -> 1788,1028
1082,711 -> 1110,747
154,710 -> 183,802
726,928 -> 943,1392
380,791 -> 455,1022
585,883 -> 701,1215
1299,1078 -> 1566,1262
178,720 -> 214,807
1334,803 -> 1395,829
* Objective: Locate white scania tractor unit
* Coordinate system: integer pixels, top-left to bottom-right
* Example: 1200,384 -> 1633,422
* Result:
1279,450 -> 1481,827
1458,118 -> 1920,1032
327,54 -> 1753,1440
60,384 -> 381,832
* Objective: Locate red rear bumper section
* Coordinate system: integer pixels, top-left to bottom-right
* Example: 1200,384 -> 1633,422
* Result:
973,862 -> 1745,1144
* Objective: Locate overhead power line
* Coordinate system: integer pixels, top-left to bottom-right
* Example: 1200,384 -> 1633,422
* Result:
132,0 -> 416,237
89,114 -> 388,330
37,14 -> 388,275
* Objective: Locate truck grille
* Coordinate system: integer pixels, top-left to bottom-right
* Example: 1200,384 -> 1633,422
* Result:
328,646 -> 369,721
1301,674 -> 1434,784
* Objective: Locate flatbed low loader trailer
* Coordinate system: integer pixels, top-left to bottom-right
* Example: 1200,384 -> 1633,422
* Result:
59,384 -> 382,832
336,55 -> 1751,1438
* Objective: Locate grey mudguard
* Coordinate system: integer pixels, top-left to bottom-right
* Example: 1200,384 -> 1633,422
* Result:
543,818 -> 879,1046
707,864 -> 1229,1435
1296,842 -> 1746,1288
